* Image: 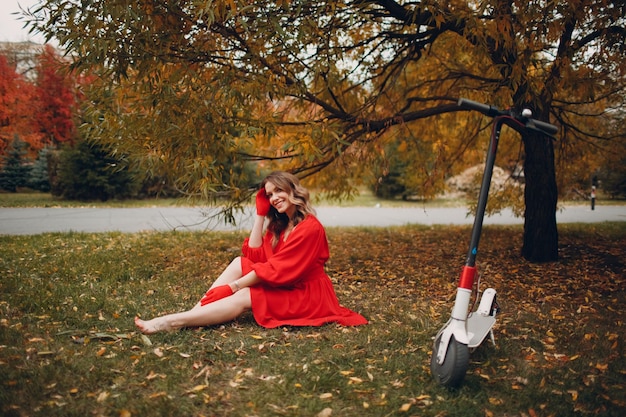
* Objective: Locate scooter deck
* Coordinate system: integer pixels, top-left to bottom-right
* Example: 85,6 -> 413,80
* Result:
467,314 -> 496,348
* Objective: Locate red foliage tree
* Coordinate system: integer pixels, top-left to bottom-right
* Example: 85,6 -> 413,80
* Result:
0,53 -> 39,156
34,45 -> 76,146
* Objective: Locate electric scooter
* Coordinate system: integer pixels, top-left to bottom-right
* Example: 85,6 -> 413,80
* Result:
430,98 -> 558,388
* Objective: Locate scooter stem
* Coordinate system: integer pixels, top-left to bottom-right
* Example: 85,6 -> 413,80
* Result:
464,118 -> 505,268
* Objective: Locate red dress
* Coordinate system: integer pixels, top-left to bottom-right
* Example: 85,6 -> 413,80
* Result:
240,215 -> 368,328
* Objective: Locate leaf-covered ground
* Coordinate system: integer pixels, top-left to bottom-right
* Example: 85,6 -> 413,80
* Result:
0,223 -> 624,417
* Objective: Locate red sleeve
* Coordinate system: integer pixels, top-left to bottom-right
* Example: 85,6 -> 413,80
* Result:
241,233 -> 273,263
250,216 -> 328,287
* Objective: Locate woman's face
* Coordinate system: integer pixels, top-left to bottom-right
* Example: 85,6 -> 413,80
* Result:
264,180 -> 296,218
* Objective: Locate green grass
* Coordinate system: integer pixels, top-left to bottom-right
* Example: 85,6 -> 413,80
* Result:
0,191 -> 185,208
0,189 -> 465,208
1,224 -> 625,416
2,190 -> 624,209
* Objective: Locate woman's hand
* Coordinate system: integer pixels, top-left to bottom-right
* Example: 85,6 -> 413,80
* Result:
200,285 -> 234,306
255,188 -> 271,216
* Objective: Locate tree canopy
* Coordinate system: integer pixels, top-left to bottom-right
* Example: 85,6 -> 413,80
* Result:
25,0 -> 626,261
0,44 -> 78,157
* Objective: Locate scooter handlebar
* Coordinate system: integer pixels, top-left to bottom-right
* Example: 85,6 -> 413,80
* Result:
526,119 -> 559,136
458,98 -> 558,136
457,98 -> 499,116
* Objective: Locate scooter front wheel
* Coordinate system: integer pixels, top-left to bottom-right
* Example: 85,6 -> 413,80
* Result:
430,334 -> 470,388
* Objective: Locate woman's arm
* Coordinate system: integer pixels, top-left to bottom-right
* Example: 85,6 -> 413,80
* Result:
248,189 -> 270,248
230,269 -> 260,292
247,214 -> 266,248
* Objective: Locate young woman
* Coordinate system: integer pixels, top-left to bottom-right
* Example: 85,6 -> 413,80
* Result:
135,171 -> 367,334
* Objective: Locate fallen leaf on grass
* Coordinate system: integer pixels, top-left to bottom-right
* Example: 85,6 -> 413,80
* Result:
140,334 -> 152,346
97,391 -> 109,403
317,408 -> 332,417
399,403 -> 412,412
185,385 -> 208,395
594,363 -> 608,371
28,337 -> 46,343
146,371 -> 166,380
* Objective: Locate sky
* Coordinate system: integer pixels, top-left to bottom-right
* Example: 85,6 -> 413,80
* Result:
0,0 -> 47,44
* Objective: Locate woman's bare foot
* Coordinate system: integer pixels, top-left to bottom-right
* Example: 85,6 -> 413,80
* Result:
134,316 -> 173,334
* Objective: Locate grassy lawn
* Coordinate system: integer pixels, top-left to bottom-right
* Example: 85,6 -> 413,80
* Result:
0,192 -> 185,208
1,223 -> 624,416
2,190 -> 624,209
0,190 -> 468,209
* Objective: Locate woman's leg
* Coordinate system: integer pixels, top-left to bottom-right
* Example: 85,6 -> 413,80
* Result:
189,256 -> 244,310
135,288 -> 252,334
209,257 -> 244,289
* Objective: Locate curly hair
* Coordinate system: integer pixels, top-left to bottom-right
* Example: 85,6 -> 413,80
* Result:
261,171 -> 316,243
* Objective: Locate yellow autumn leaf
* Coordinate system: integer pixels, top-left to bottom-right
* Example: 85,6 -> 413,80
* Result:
399,403 -> 412,412
140,334 -> 152,346
567,390 -> 578,401
186,385 -> 208,394
97,391 -> 109,403
316,408 -> 332,417
595,363 -> 608,371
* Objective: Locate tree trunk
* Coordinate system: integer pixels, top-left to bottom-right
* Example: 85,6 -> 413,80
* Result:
522,130 -> 558,262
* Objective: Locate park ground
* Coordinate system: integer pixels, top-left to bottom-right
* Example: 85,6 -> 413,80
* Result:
0,221 -> 624,416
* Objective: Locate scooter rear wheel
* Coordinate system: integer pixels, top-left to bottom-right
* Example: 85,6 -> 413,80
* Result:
430,334 -> 470,388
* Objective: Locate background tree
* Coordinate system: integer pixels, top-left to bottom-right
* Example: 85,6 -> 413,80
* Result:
27,0 -> 626,261
0,135 -> 32,192
53,139 -> 139,201
0,53 -> 40,157
28,147 -> 52,192
34,45 -> 77,146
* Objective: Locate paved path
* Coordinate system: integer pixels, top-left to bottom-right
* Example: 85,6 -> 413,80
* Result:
1,204 -> 624,235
